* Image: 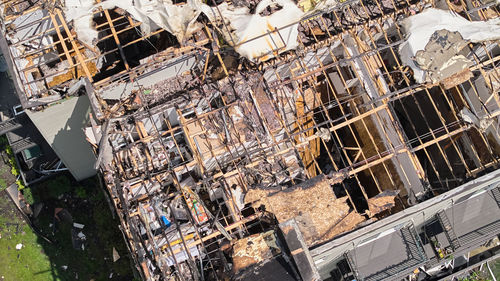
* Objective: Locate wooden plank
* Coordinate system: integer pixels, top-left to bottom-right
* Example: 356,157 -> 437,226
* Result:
136,121 -> 149,138
300,104 -> 388,144
178,110 -> 205,174
55,9 -> 94,82
49,13 -> 74,69
97,0 -> 131,72
347,126 -> 469,176
164,214 -> 260,257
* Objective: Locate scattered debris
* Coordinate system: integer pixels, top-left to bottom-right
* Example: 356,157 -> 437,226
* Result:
54,208 -> 63,221
366,190 -> 400,217
244,174 -> 357,246
208,0 -> 304,61
54,208 -> 73,223
232,230 -> 280,274
77,232 -> 86,240
73,223 -> 85,229
459,107 -> 494,132
33,203 -> 44,218
483,69 -> 500,92
71,228 -> 86,250
399,8 -> 500,84
414,30 -> 473,87
112,247 -> 120,262
315,127 -> 332,142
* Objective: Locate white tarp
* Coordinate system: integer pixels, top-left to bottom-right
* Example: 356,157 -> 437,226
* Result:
64,0 -> 201,45
64,0 -> 315,62
399,8 -> 500,83
65,0 -> 99,45
99,0 -> 202,42
202,0 -> 304,61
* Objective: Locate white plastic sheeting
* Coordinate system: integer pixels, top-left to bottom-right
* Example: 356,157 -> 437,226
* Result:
459,107 -> 494,132
64,0 -> 310,62
64,0 -> 99,45
65,0 -> 202,45
399,8 -> 500,83
203,0 -> 304,61
99,0 -> 202,42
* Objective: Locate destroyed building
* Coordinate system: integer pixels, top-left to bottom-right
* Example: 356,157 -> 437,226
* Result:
1,0 -> 500,280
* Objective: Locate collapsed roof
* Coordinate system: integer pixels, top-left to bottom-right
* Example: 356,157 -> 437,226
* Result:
1,0 -> 500,280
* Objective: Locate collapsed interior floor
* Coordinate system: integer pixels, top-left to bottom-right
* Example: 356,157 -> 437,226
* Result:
1,0 -> 500,280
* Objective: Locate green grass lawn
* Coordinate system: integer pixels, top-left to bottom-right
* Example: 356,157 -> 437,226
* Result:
0,213 -> 54,281
0,174 -> 134,281
0,135 -> 134,280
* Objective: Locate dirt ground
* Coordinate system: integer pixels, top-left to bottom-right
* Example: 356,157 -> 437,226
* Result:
0,148 -> 15,191
0,189 -> 22,222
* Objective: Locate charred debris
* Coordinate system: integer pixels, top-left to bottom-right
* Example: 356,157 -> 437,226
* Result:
1,0 -> 500,280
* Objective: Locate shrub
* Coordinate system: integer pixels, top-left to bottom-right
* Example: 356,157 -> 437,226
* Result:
11,165 -> 19,176
459,270 -> 492,281
8,156 -> 15,166
4,144 -> 21,178
0,135 -> 8,147
23,187 -> 34,205
47,176 -> 72,199
16,179 -> 25,190
75,186 -> 87,199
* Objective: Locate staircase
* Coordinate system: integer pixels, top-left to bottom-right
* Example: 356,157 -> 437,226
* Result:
436,210 -> 461,251
492,186 -> 500,209
402,226 -> 427,261
364,226 -> 428,281
0,118 -> 22,135
343,251 -> 359,280
11,137 -> 37,154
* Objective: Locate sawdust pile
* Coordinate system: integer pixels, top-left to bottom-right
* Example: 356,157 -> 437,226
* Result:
232,230 -> 280,274
244,174 -> 364,246
366,190 -> 399,217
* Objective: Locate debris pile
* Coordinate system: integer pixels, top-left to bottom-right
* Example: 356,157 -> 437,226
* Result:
399,8 -> 500,86
244,174 -> 364,246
